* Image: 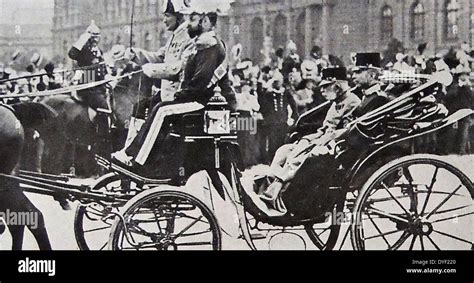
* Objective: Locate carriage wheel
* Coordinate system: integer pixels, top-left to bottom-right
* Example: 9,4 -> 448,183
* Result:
304,200 -> 343,250
108,191 -> 221,251
351,155 -> 474,250
74,174 -> 137,250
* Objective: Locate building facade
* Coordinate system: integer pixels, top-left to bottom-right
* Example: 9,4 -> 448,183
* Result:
52,0 -> 170,63
51,0 -> 473,65
0,0 -> 54,63
227,0 -> 474,65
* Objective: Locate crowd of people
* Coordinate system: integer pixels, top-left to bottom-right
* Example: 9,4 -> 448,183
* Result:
0,6 -> 473,171
228,39 -> 474,168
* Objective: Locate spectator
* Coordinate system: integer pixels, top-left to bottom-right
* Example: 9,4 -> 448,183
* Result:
259,71 -> 298,163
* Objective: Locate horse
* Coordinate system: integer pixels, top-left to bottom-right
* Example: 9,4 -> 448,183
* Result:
0,102 -> 56,250
26,52 -> 155,177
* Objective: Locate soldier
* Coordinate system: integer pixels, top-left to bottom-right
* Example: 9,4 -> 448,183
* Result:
68,20 -> 109,113
121,0 -> 194,147
351,53 -> 390,118
259,71 -> 298,163
260,67 -> 361,212
112,3 -> 235,172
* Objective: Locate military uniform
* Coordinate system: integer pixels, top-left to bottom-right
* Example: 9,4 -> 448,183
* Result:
259,83 -> 298,162
134,21 -> 193,102
124,30 -> 234,166
351,53 -> 389,118
68,25 -> 108,111
352,84 -> 389,118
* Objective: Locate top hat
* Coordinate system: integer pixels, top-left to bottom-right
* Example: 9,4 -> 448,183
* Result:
352,53 -> 381,71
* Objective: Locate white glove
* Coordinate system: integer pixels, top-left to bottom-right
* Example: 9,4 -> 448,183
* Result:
142,63 -> 155,78
73,33 -> 91,50
125,48 -> 137,61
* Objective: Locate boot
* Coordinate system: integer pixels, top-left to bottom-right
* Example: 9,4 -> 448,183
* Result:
124,117 -> 145,148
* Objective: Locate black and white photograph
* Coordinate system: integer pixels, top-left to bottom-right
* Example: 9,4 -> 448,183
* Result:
0,0 -> 473,280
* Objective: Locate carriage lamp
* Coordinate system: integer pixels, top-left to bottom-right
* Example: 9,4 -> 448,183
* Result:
204,86 -> 231,135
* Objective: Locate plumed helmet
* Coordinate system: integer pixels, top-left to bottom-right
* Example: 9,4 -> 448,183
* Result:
86,20 -> 101,36
179,0 -> 216,15
162,0 -> 189,14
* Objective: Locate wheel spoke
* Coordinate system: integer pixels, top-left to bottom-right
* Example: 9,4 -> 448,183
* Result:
409,234 -> 417,250
420,167 -> 439,216
381,182 -> 410,215
179,230 -> 212,237
317,227 -> 330,237
420,236 -> 425,251
425,185 -> 464,219
389,232 -> 411,250
366,213 -> 391,248
366,207 -> 409,223
83,225 -> 111,233
402,167 -> 418,215
434,203 -> 473,216
177,213 -> 211,225
426,235 -> 441,250
433,229 -> 472,245
172,216 -> 204,239
99,241 -> 108,251
364,230 -> 403,240
431,211 -> 474,224
338,225 -> 351,251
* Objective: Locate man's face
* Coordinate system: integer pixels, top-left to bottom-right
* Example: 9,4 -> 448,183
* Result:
321,83 -> 338,101
187,14 -> 203,38
90,35 -> 101,47
164,13 -> 179,31
352,69 -> 368,86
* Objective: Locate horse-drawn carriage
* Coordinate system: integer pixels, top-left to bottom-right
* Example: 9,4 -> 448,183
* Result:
1,72 -> 473,251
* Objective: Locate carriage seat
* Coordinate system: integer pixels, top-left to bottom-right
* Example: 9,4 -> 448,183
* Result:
347,81 -> 448,145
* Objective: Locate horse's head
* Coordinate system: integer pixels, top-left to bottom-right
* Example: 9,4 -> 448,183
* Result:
105,45 -> 156,128
105,45 -> 132,76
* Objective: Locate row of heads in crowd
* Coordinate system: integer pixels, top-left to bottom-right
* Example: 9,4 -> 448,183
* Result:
229,40 -> 473,91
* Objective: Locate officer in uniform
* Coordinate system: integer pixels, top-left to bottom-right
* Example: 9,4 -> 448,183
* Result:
112,2 -> 235,172
129,0 -> 193,103
351,52 -> 389,118
68,20 -> 109,113
260,67 -> 361,212
259,71 -> 298,163
122,0 -> 194,148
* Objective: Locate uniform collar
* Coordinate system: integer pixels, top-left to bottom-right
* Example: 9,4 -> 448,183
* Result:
195,31 -> 218,50
364,84 -> 381,96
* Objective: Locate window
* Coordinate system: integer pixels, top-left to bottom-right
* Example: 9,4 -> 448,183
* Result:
381,5 -> 393,41
273,14 -> 287,49
446,0 -> 460,39
411,2 -> 425,41
250,17 -> 264,62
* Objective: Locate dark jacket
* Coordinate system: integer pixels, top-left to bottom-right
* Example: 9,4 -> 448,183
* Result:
445,82 -> 473,113
175,31 -> 236,110
68,44 -> 106,82
259,86 -> 298,125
